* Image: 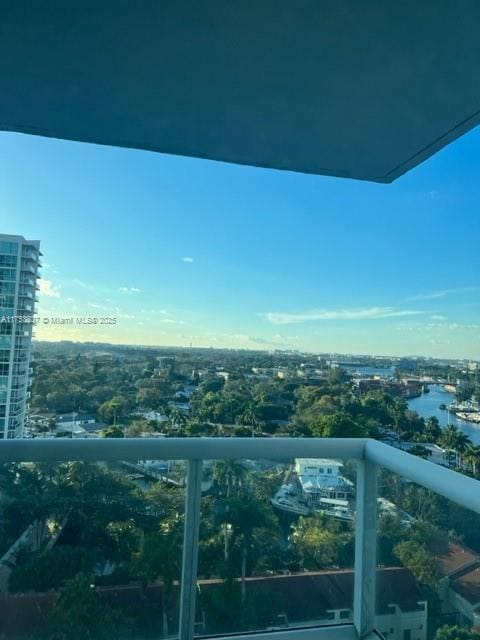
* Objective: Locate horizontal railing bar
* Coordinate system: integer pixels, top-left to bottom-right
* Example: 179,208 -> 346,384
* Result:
366,439 -> 480,515
202,624 -> 360,640
0,437 -> 368,463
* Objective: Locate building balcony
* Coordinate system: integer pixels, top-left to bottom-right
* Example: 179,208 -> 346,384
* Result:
15,308 -> 34,317
10,384 -> 26,393
0,437 -> 479,640
20,263 -> 36,274
20,251 -> 38,261
18,290 -> 34,299
11,366 -> 28,376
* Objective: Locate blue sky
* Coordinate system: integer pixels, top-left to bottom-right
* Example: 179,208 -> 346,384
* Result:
1,128 -> 479,359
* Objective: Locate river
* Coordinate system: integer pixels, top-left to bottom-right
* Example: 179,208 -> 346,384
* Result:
343,365 -> 396,378
408,384 -> 480,445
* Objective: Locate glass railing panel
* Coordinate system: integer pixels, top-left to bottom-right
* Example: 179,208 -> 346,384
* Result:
376,466 -> 480,640
194,456 -> 357,636
0,457 -> 185,640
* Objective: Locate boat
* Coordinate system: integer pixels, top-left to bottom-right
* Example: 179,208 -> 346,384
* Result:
456,412 -> 480,424
271,496 -> 311,516
271,484 -> 311,516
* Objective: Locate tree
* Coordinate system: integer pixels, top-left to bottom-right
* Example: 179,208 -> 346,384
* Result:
408,444 -> 431,459
328,367 -> 349,385
212,460 -> 247,498
103,425 -> 124,438
241,404 -> 259,437
393,540 -> 440,589
464,444 -> 480,477
425,416 -> 442,441
290,513 -> 352,569
98,396 -> 131,425
42,573 -> 131,640
219,495 -> 279,603
9,546 -> 94,593
169,407 -> 188,433
126,419 -> 153,437
311,412 -> 365,438
435,625 -> 480,640
103,520 -> 141,563
454,431 -> 472,467
132,515 -> 183,637
456,382 -> 475,403
439,425 -> 472,467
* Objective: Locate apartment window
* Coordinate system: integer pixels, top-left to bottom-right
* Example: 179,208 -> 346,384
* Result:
0,295 -> 15,308
327,468 -> 332,474
0,268 -> 16,281
326,612 -> 335,620
0,255 -> 17,267
319,468 -> 324,474
0,241 -> 18,255
0,282 -> 15,295
340,610 -> 350,620
0,364 -> 9,376
403,631 -> 411,640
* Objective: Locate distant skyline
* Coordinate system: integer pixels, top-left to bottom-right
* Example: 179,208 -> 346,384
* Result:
1,128 -> 479,359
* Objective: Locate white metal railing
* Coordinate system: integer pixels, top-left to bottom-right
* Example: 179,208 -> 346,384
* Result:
1,437 -> 480,640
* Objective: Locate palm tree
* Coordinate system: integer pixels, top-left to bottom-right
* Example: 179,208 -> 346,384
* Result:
439,425 -> 460,467
439,425 -> 471,468
464,444 -> 480,477
453,431 -> 472,467
169,408 -> 187,434
212,460 -> 247,498
219,495 -> 278,603
134,514 -> 182,637
425,416 -> 441,441
213,461 -> 249,561
241,404 -> 258,438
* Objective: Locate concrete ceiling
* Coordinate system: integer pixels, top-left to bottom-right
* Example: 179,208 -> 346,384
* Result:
1,1 -> 480,182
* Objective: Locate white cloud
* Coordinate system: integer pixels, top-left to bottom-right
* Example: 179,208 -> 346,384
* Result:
408,287 -> 477,301
396,321 -> 480,333
430,314 -> 447,321
88,302 -> 108,310
182,256 -> 194,263
119,286 -> 141,293
262,307 -> 425,325
161,318 -> 185,325
38,278 -> 60,298
72,278 -> 94,289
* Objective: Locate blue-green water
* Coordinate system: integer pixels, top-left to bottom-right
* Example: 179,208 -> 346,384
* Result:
408,384 -> 480,444
343,365 -> 395,378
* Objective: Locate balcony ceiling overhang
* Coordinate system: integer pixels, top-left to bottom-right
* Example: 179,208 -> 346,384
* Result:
1,1 -> 480,183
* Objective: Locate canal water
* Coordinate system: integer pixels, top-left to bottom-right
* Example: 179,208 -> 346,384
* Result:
408,384 -> 480,445
343,365 -> 396,378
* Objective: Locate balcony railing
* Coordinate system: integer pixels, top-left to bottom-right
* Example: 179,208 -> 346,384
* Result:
1,437 -> 479,640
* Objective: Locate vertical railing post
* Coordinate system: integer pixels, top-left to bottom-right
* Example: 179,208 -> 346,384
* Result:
353,459 -> 377,638
179,459 -> 203,640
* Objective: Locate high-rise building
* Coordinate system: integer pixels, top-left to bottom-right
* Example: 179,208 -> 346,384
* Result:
0,234 -> 41,439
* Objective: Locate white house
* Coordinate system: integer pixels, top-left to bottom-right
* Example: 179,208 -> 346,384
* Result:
294,458 -> 353,519
56,412 -> 96,429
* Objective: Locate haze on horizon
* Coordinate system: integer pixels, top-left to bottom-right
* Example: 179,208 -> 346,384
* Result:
1,128 -> 479,360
